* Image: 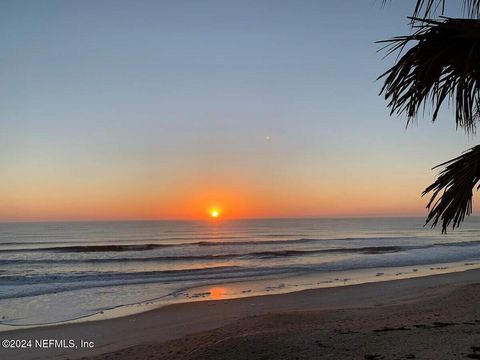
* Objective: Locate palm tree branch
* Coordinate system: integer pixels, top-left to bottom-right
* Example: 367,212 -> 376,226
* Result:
378,17 -> 480,133
423,145 -> 480,232
382,1 -> 480,18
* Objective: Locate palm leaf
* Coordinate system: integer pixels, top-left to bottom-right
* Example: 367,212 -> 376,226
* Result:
423,145 -> 480,232
382,1 -> 480,18
379,2 -> 480,232
378,17 -> 480,133
413,0 -> 480,18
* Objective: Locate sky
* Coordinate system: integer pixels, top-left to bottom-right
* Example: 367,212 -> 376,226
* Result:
1,0 -> 478,221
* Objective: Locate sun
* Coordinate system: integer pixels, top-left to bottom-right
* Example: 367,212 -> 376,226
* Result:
210,210 -> 220,218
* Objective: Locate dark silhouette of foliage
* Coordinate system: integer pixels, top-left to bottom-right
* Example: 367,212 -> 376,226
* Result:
383,0 -> 480,18
380,0 -> 480,231
423,145 -> 480,232
379,17 -> 480,133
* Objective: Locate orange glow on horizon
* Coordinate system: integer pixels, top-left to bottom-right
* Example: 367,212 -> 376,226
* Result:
1,170 -> 449,222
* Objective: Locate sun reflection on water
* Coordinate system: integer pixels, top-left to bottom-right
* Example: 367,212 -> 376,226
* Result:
209,287 -> 227,300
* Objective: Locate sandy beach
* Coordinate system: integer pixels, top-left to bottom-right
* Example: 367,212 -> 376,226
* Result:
2,269 -> 480,360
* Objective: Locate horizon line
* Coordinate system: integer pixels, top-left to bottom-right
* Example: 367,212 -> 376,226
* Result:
0,214 -> 449,225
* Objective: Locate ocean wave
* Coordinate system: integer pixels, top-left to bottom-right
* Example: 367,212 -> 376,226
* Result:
195,237 -> 414,247
0,243 -> 172,253
0,236 -> 415,253
3,237 -> 480,255
0,246 -> 410,265
0,265 -> 298,300
3,244 -> 480,300
0,235 -> 248,247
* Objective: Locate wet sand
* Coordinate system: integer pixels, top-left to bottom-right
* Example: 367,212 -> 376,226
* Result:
2,269 -> 480,359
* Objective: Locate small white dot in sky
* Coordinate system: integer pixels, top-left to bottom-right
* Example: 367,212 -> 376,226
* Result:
265,135 -> 271,141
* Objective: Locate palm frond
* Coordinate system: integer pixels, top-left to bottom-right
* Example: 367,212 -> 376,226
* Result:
412,0 -> 445,17
378,17 -> 480,133
423,145 -> 480,232
382,1 -> 480,18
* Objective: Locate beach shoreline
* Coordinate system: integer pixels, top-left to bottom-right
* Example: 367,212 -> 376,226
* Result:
3,268 -> 480,359
1,258 -> 477,333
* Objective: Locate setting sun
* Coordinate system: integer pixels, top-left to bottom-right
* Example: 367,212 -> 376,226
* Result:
210,210 -> 220,218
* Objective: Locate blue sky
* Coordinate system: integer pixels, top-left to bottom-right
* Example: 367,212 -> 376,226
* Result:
1,0 -> 477,221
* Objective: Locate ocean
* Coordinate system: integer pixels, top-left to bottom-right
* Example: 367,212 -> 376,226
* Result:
2,217 -> 480,328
